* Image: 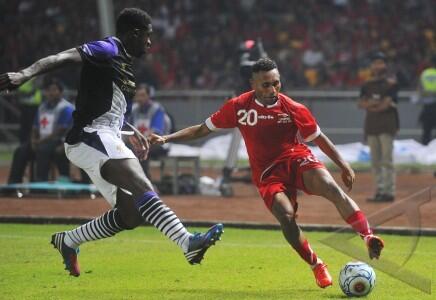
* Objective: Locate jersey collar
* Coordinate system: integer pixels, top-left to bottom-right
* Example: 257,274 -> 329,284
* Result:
254,98 -> 279,108
112,36 -> 132,59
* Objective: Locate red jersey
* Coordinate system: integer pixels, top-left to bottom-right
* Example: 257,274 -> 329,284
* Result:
205,91 -> 321,185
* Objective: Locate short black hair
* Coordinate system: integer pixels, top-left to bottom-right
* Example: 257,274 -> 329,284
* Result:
370,51 -> 387,62
116,8 -> 152,35
252,58 -> 278,74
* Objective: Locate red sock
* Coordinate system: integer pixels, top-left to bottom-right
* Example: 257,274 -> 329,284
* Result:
294,239 -> 318,266
346,210 -> 373,237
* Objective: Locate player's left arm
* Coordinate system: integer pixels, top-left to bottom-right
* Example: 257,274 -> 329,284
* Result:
313,132 -> 355,191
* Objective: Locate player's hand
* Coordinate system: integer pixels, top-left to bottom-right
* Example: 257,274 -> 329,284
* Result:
341,163 -> 355,191
123,121 -> 150,161
0,72 -> 29,92
128,131 -> 149,161
149,133 -> 166,145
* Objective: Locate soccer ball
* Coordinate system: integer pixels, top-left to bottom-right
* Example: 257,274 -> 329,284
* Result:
339,262 -> 376,297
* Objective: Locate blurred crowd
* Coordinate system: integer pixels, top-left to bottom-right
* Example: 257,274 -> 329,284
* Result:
1,0 -> 435,89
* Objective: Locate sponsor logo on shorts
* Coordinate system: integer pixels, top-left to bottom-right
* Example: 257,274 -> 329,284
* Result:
116,144 -> 124,153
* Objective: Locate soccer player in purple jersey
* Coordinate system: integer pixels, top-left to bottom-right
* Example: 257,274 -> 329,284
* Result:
0,8 -> 223,276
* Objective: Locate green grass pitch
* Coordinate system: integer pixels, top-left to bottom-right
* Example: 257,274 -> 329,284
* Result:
0,224 -> 435,300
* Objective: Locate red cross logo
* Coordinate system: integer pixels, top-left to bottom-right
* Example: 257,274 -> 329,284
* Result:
40,117 -> 49,128
137,124 -> 148,135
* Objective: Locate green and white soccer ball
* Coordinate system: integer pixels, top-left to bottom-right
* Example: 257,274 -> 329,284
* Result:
339,261 -> 376,297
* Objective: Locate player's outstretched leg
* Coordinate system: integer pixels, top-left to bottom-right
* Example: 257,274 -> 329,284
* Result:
271,193 -> 332,288
364,234 -> 385,259
184,223 -> 224,264
51,232 -> 80,277
51,207 -> 129,276
133,190 -> 223,264
302,168 -> 384,259
101,158 -> 223,265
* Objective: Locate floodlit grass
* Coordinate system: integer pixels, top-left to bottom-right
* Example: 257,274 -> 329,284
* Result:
0,224 -> 435,299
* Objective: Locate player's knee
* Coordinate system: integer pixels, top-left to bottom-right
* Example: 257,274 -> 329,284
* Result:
128,173 -> 147,191
123,219 -> 142,230
119,213 -> 143,230
323,180 -> 346,201
276,210 -> 296,224
128,174 -> 153,197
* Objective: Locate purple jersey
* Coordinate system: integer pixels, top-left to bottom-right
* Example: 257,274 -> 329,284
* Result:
66,36 -> 136,144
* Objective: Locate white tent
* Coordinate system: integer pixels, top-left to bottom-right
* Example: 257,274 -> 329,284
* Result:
168,133 -> 436,165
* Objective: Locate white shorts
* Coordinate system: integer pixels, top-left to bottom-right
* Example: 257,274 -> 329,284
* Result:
65,128 -> 136,207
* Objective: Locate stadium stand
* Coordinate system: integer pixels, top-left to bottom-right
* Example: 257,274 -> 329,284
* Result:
1,0 -> 435,90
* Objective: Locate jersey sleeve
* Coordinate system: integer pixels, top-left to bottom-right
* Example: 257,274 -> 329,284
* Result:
77,37 -> 119,63
294,104 -> 321,142
205,99 -> 237,131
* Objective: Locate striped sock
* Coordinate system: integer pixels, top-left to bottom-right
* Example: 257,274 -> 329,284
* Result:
135,191 -> 192,252
64,208 -> 126,249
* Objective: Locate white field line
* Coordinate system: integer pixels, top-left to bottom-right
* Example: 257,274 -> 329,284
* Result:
0,233 -> 434,256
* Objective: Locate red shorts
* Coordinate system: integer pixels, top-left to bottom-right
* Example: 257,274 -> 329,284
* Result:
257,154 -> 325,211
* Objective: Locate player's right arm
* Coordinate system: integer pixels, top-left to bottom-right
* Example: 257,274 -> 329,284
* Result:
150,98 -> 238,145
149,121 -> 213,145
0,48 -> 82,92
155,123 -> 212,144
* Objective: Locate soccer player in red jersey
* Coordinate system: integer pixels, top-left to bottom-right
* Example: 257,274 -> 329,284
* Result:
150,58 -> 384,288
